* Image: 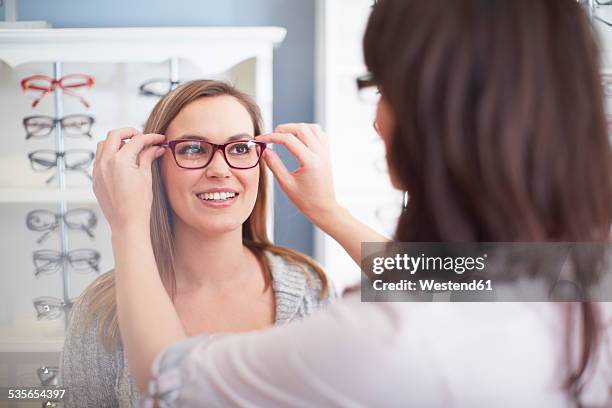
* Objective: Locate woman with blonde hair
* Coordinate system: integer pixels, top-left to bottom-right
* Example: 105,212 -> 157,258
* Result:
60,80 -> 334,407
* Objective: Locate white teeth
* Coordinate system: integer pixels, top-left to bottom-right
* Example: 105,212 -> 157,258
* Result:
197,192 -> 237,201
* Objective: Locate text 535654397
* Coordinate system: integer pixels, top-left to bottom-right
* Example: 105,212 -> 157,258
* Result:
3,388 -> 66,401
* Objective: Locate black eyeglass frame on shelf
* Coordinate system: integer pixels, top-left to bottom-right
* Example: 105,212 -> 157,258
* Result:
26,208 -> 98,244
23,114 -> 95,140
32,248 -> 101,277
139,78 -> 182,97
27,149 -> 95,184
32,296 -> 73,320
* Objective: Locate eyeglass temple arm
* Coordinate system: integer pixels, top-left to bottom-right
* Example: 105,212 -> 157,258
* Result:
595,15 -> 612,26
81,225 -> 95,238
61,87 -> 91,108
79,169 -> 94,181
31,91 -> 49,108
36,225 -> 57,244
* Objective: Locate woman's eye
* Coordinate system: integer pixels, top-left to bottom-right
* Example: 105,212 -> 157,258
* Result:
229,143 -> 251,155
178,144 -> 203,155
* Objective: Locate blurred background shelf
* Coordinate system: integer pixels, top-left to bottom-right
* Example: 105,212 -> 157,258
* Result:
0,340 -> 64,353
0,188 -> 96,203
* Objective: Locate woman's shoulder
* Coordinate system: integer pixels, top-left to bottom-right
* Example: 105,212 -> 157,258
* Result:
264,250 -> 335,296
264,250 -> 337,323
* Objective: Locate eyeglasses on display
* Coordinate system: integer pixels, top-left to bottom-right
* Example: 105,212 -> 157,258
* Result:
37,366 -> 59,387
139,78 -> 182,97
28,149 -> 94,184
32,296 -> 73,320
21,74 -> 95,108
23,114 -> 95,140
32,249 -> 101,277
26,208 -> 97,244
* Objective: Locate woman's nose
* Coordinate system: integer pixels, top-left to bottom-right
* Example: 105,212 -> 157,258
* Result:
204,149 -> 232,178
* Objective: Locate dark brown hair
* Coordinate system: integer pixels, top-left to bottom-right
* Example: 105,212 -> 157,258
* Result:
364,0 -> 611,403
82,80 -> 328,351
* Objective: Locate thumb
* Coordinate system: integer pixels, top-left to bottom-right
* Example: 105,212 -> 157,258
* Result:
139,146 -> 165,169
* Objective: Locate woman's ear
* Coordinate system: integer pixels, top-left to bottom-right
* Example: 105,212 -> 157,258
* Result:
376,96 -> 405,190
375,96 -> 395,144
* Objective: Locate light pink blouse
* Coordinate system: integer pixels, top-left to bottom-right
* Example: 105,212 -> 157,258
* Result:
143,294 -> 612,407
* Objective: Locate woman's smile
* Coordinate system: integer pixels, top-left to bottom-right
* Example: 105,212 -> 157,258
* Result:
195,189 -> 240,208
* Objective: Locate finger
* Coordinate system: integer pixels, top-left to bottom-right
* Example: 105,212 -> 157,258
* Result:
262,149 -> 294,190
95,141 -> 104,157
255,132 -> 312,168
118,133 -> 166,161
94,141 -> 104,166
104,127 -> 143,156
275,123 -> 319,150
93,141 -> 104,179
310,123 -> 328,145
138,145 -> 166,169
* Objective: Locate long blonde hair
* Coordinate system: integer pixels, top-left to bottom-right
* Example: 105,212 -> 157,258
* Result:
82,80 -> 328,351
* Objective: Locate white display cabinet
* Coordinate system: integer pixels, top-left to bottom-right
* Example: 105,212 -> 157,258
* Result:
315,0 -> 403,292
0,27 -> 285,361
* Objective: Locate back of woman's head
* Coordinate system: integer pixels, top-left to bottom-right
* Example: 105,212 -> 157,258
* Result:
364,0 -> 612,242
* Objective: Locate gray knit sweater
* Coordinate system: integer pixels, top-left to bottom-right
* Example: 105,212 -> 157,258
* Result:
59,251 -> 335,407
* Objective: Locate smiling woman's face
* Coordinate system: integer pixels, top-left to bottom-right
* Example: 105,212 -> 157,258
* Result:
160,95 -> 259,235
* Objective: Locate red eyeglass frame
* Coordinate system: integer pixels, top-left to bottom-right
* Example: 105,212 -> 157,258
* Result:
21,74 -> 95,108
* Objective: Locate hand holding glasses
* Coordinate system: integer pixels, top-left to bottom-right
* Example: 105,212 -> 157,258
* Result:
21,74 -> 94,108
26,208 -> 97,244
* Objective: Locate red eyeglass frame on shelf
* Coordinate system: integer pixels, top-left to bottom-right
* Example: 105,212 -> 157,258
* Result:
20,74 -> 95,108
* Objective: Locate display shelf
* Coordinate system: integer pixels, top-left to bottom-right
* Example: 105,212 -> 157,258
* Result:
0,188 -> 95,203
0,339 -> 64,353
0,27 -> 286,71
